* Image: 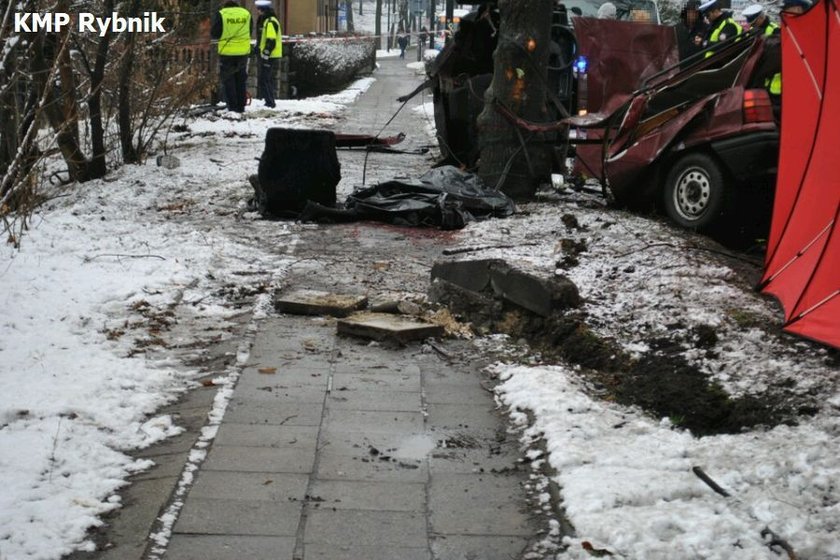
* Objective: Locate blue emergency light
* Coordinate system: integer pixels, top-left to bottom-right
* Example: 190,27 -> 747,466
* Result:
573,55 -> 588,74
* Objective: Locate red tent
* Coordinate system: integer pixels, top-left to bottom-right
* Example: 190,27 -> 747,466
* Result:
760,0 -> 840,348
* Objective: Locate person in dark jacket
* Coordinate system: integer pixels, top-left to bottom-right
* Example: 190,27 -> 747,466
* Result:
255,0 -> 283,108
210,1 -> 252,113
397,30 -> 409,59
699,0 -> 742,57
677,0 -> 708,61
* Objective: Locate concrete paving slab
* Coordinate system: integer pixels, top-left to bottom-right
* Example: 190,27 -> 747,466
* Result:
213,424 -> 319,450
430,535 -> 529,560
315,450 -> 428,483
331,372 -> 421,392
430,447 -> 523,475
187,471 -> 309,502
223,399 -> 324,426
427,403 -> 503,432
165,535 -> 296,560
429,474 -> 531,536
303,544 -> 431,560
332,355 -> 421,375
337,312 -> 444,343
203,445 -> 315,474
323,409 -> 425,434
327,389 -> 421,411
234,383 -> 326,404
274,289 -> 367,317
173,497 -> 301,536
308,479 -> 425,511
236,368 -> 330,390
304,509 -> 427,547
424,382 -> 488,404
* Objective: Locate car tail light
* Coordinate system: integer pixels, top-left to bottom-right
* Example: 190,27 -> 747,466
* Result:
743,89 -> 774,123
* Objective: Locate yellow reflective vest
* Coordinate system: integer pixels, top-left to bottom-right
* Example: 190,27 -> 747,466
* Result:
259,16 -> 283,58
705,15 -> 743,57
217,6 -> 251,56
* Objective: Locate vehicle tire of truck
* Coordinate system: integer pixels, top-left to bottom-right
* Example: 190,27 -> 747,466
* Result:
662,153 -> 727,230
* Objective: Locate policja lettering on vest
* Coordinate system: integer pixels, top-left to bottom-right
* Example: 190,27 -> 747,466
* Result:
210,1 -> 252,113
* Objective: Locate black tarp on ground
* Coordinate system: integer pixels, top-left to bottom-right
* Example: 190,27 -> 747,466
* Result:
299,166 -> 516,229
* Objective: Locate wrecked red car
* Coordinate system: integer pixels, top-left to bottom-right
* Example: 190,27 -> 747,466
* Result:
569,27 -> 780,230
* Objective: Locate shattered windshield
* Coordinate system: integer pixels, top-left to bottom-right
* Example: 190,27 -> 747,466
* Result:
564,0 -> 660,23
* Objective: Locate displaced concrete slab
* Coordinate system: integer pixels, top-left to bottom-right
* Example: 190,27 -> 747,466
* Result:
336,312 -> 444,343
275,289 -> 367,317
489,263 -> 580,317
430,258 -> 580,317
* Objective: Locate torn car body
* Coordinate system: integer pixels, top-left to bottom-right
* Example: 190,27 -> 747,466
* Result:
567,30 -> 780,229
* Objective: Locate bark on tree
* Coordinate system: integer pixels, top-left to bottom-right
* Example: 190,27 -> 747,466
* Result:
476,0 -> 555,198
346,0 -> 355,30
119,0 -> 142,164
85,0 -> 115,179
375,0 -> 383,48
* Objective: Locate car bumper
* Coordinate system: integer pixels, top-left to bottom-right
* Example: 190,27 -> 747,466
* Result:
710,131 -> 779,184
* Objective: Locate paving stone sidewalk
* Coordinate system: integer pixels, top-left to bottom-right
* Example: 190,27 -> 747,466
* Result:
67,54 -> 540,560
163,56 -> 538,560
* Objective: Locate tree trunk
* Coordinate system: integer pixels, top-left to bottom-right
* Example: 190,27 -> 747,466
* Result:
84,0 -> 114,179
375,0 -> 383,49
37,30 -> 90,182
119,0 -> 141,164
476,0 -> 554,198
346,0 -> 355,31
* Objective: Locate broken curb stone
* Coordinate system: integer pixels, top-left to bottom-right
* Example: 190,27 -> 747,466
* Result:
430,259 -> 580,317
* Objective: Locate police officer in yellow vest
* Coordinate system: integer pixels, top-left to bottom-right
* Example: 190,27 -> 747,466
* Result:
255,0 -> 283,108
210,1 -> 252,113
742,4 -> 780,97
699,0 -> 742,57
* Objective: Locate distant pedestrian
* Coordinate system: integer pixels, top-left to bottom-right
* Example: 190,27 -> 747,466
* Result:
211,0 -> 252,113
255,0 -> 283,109
418,26 -> 428,57
397,31 -> 409,59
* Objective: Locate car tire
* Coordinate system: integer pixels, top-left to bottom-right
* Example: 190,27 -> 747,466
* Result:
662,152 -> 728,230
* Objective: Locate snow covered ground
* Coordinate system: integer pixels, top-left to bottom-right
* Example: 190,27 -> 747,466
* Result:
460,202 -> 840,558
0,80 -> 375,559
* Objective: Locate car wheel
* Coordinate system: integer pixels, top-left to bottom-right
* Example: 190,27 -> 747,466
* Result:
663,152 -> 727,230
